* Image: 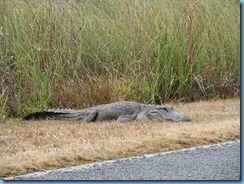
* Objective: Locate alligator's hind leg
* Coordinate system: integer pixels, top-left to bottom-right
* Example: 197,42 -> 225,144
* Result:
83,110 -> 99,122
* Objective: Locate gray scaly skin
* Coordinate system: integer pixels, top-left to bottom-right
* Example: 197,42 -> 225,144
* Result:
23,101 -> 192,122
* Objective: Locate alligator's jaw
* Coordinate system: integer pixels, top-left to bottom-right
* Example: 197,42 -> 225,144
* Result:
172,114 -> 192,122
162,112 -> 192,122
148,106 -> 192,122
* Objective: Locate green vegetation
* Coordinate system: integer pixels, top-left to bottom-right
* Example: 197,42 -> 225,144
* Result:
0,0 -> 240,118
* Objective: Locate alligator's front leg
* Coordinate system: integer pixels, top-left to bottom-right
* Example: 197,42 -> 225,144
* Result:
117,111 -> 139,123
83,110 -> 99,122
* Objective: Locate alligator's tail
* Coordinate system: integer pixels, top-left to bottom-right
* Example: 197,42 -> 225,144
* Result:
23,109 -> 79,120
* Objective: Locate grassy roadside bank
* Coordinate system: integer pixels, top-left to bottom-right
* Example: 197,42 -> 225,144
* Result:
0,0 -> 240,118
0,99 -> 240,177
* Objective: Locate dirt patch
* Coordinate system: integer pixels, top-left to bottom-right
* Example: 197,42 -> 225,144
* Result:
0,99 -> 240,177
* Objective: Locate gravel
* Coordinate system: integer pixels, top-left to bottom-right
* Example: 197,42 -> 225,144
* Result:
5,140 -> 240,180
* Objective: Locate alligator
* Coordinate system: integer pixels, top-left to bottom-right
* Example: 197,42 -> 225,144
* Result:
23,101 -> 192,122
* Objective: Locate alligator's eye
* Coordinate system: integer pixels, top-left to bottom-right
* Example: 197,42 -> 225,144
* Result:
162,108 -> 168,112
157,107 -> 168,112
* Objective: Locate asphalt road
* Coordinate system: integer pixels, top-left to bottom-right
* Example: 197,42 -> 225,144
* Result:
5,140 -> 240,180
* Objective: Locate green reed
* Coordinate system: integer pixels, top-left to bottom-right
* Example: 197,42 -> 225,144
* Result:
0,0 -> 240,117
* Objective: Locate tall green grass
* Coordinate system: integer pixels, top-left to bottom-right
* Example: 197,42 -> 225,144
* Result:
0,0 -> 240,118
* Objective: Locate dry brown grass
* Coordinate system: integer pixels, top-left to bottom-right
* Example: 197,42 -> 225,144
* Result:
0,99 -> 240,178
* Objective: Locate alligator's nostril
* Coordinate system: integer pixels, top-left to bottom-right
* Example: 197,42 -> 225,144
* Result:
182,115 -> 192,121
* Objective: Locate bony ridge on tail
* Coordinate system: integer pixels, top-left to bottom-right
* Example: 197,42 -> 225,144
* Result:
23,101 -> 192,123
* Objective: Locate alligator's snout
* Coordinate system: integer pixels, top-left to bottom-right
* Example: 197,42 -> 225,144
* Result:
150,106 -> 192,122
167,113 -> 192,122
177,115 -> 192,122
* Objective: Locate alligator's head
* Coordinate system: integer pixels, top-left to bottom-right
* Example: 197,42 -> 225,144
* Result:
137,105 -> 192,122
